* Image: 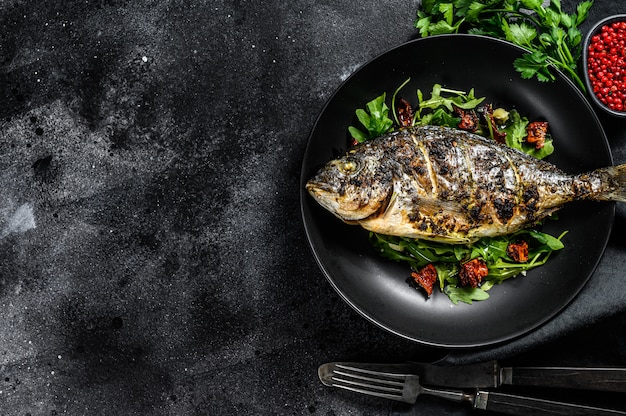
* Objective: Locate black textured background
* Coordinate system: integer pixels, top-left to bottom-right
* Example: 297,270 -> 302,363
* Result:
0,1 -> 625,415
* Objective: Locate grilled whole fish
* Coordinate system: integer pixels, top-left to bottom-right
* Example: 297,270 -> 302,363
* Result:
306,125 -> 626,244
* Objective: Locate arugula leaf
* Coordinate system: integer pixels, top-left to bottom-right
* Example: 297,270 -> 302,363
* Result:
501,109 -> 554,159
445,286 -> 490,305
348,93 -> 394,142
428,108 -> 461,127
525,138 -> 554,160
347,126 -> 368,143
369,227 -> 566,304
527,229 -> 566,250
502,110 -> 528,146
434,263 -> 458,292
415,84 -> 484,121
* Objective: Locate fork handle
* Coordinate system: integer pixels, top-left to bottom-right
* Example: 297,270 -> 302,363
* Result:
475,390 -> 626,416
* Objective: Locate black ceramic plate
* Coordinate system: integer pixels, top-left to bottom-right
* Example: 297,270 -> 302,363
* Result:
300,35 -> 614,348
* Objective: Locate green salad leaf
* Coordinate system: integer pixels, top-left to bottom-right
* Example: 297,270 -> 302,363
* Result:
348,93 -> 394,143
349,82 -> 553,159
371,229 -> 567,304
445,286 -> 490,305
503,109 -> 554,159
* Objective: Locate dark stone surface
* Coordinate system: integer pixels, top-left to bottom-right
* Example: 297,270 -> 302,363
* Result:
0,1 -> 625,415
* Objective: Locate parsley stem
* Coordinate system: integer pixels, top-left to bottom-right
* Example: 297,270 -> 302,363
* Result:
545,55 -> 586,92
485,9 -> 543,29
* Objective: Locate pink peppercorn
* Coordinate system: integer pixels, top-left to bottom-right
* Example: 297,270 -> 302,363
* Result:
587,21 -> 626,112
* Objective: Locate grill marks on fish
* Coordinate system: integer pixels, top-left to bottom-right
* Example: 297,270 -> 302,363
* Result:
411,135 -> 473,238
381,128 -> 533,240
306,125 -> 626,242
463,139 -> 520,225
402,128 -> 551,239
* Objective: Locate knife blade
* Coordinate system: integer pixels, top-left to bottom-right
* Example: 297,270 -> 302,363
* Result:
326,361 -> 626,392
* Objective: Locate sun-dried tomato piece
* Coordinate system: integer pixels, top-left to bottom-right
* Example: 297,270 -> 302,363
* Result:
397,98 -> 414,127
453,105 -> 479,132
478,104 -> 507,143
410,264 -> 438,297
492,126 -> 507,143
526,121 -> 549,149
458,258 -> 488,288
507,240 -> 529,263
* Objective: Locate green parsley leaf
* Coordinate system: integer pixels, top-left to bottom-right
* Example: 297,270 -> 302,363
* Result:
568,27 -> 582,47
575,1 -> 593,26
504,22 -> 537,46
414,0 -> 593,91
420,0 -> 439,14
520,0 -> 544,10
428,20 -> 460,35
415,14 -> 432,37
513,51 -> 555,82
465,2 -> 489,22
439,3 -> 455,25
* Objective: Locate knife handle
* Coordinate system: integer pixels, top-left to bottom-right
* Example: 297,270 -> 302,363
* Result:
505,367 -> 626,392
475,390 -> 626,416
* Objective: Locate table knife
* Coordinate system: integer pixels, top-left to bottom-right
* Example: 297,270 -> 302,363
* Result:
327,361 -> 626,392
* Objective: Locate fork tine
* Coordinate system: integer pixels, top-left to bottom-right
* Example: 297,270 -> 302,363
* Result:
335,364 -> 408,380
331,381 -> 405,402
323,363 -> 414,403
335,365 -> 404,389
333,370 -> 403,394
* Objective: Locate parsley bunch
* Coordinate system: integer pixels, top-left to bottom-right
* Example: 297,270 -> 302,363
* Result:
414,0 -> 593,92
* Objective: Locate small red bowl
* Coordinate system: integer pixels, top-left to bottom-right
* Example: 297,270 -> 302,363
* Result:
582,14 -> 626,117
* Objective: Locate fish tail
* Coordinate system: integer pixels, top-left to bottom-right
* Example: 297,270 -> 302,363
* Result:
589,163 -> 626,202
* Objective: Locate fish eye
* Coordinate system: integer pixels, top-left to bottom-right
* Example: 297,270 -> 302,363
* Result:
340,161 -> 358,174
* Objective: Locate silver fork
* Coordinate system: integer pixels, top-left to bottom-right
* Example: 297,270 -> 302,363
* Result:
318,363 -> 626,416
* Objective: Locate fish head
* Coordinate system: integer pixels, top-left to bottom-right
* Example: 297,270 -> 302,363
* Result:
306,150 -> 392,222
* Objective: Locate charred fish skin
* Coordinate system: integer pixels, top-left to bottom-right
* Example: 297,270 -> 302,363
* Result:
305,143 -> 395,222
306,125 -> 626,243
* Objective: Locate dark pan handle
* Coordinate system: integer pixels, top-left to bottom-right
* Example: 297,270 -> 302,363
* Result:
475,390 -> 626,416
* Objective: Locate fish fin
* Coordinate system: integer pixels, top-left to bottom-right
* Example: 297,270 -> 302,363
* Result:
380,190 -> 398,218
591,163 -> 626,202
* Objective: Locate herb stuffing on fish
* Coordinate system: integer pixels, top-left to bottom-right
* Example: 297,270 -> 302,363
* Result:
305,84 -> 626,304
